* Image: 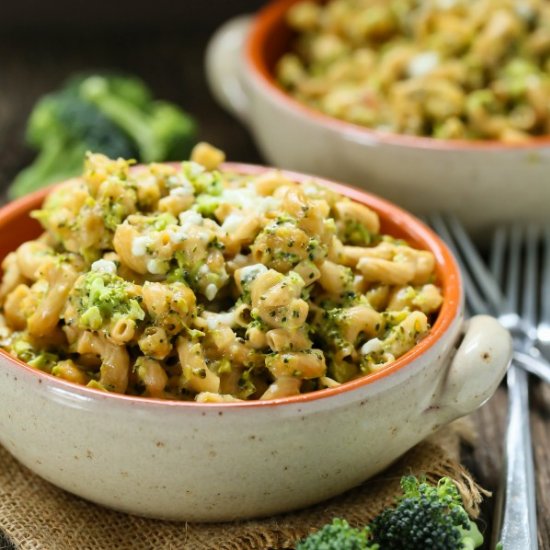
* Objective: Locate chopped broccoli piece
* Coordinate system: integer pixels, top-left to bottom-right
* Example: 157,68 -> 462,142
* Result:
80,305 -> 103,330
343,219 -> 373,246
150,212 -> 178,231
181,162 -> 223,196
297,477 -> 484,550
237,367 -> 257,399
9,337 -> 58,373
11,338 -> 37,363
76,271 -> 145,330
194,194 -> 221,216
27,352 -> 59,373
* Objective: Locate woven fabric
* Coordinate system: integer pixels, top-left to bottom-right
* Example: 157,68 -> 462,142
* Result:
0,419 -> 484,550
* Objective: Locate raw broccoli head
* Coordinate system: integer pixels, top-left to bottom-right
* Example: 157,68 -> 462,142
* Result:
296,518 -> 377,550
369,476 -> 484,550
54,93 -> 137,158
27,88 -> 136,158
9,85 -> 136,199
78,74 -> 196,163
296,477 -> 483,550
9,72 -> 196,199
149,100 -> 196,161
66,72 -> 153,108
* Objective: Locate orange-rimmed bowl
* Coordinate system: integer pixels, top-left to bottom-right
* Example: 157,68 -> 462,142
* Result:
0,166 -> 511,521
206,1 -> 550,236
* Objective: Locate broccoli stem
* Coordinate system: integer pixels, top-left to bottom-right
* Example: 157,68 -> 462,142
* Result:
460,520 -> 484,550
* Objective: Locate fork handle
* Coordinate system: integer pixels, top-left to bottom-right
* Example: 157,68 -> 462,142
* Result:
492,364 -> 538,549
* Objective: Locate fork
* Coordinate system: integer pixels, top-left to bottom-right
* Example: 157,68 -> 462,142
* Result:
427,215 -> 539,550
428,216 -> 550,383
489,225 -> 540,550
532,226 -> 550,362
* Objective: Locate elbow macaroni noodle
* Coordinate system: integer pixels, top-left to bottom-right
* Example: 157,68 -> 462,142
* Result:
277,0 -> 550,141
0,142 -> 442,401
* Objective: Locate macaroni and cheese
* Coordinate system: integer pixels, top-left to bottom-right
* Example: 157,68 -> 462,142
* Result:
0,143 -> 442,401
277,0 -> 550,141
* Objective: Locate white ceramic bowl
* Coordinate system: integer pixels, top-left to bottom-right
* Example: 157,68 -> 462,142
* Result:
0,166 -> 511,521
206,0 -> 550,235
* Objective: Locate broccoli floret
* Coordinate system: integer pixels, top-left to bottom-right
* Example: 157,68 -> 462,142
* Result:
296,477 -> 483,550
9,89 -> 136,199
9,72 -> 196,199
296,518 -> 377,550
79,75 -> 195,163
370,476 -> 484,550
71,72 -> 152,108
55,91 -> 137,158
149,101 -> 196,161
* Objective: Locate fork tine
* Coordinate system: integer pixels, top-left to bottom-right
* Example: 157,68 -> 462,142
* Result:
447,215 -> 505,314
427,214 -> 490,316
490,227 -> 522,329
523,225 -> 539,341
541,226 -> 550,328
490,227 -> 506,286
536,226 -> 550,359
505,225 -> 523,315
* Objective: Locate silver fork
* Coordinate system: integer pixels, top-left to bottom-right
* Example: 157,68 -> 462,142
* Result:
489,225 -> 540,550
533,226 -> 550,362
428,216 -> 550,383
427,215 -> 539,550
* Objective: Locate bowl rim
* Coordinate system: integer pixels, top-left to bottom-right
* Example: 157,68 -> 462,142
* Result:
245,0 -> 550,151
0,162 -> 461,409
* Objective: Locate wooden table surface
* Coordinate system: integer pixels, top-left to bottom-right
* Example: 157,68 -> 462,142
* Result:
0,26 -> 549,550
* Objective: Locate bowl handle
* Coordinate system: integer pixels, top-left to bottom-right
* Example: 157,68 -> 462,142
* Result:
434,315 -> 511,421
205,15 -> 252,124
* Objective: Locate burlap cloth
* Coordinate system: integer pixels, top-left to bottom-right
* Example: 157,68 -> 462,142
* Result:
0,419 -> 486,550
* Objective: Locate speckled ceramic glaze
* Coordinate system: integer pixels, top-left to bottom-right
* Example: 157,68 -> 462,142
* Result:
0,166 -> 511,521
206,1 -> 550,235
